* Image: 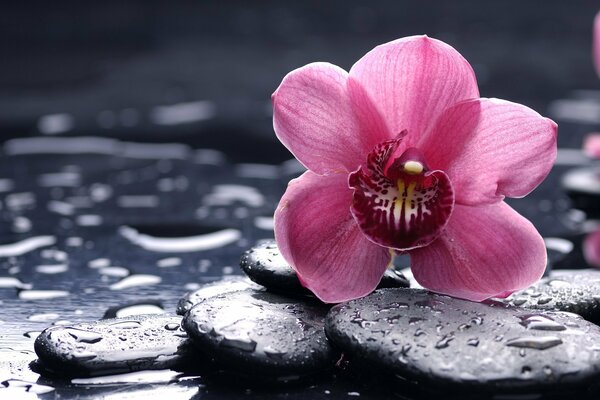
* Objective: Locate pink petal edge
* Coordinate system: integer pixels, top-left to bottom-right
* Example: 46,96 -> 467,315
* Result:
274,171 -> 391,303
583,133 -> 600,159
584,229 -> 600,268
272,62 -> 388,175
420,98 -> 558,206
349,35 -> 479,147
410,202 -> 547,302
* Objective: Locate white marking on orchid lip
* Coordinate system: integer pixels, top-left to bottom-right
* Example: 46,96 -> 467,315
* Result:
403,161 -> 424,175
0,236 -> 56,257
119,226 -> 241,252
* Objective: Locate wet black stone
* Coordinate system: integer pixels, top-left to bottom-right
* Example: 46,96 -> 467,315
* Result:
34,314 -> 196,376
325,288 -> 600,392
240,240 -> 409,295
176,276 -> 263,315
239,240 -> 309,295
499,269 -> 600,323
378,268 -> 411,289
183,289 -> 337,377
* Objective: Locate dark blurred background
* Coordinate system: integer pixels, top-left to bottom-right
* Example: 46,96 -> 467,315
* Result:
0,0 -> 598,163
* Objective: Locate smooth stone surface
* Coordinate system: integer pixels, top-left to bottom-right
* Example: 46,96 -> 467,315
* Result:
326,288 -> 600,392
183,289 -> 337,377
240,240 -> 409,295
35,314 -> 195,376
499,269 -> 600,323
176,276 -> 263,315
239,240 -> 309,295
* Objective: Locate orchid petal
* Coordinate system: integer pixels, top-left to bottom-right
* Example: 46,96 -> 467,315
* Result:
420,98 -> 557,205
349,35 -> 479,145
584,229 -> 600,268
274,171 -> 391,303
410,202 -> 546,302
272,62 -> 389,175
583,133 -> 600,159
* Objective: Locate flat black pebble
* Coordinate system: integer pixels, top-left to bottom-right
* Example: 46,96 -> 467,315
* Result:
35,314 -> 196,376
499,269 -> 600,323
240,240 -> 409,295
240,240 -> 310,295
326,288 -> 600,392
176,276 -> 263,315
183,289 -> 337,377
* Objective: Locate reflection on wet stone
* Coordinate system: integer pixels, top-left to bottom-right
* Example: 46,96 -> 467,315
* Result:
34,315 -> 198,376
499,269 -> 600,323
325,288 -> 600,391
183,290 -> 337,377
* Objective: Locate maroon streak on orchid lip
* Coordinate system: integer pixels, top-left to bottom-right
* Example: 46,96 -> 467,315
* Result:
272,35 -> 557,303
349,139 -> 454,251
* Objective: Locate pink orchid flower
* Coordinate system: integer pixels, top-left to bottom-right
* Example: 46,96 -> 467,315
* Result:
272,36 -> 557,303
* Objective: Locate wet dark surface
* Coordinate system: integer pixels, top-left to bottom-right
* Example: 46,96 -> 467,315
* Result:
1,1 -> 600,399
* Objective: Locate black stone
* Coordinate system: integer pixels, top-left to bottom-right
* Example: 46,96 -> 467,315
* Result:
183,289 -> 337,377
176,276 -> 263,315
240,240 -> 409,295
34,314 -> 196,376
326,288 -> 600,392
499,269 -> 600,323
378,268 -> 410,289
239,240 -> 310,295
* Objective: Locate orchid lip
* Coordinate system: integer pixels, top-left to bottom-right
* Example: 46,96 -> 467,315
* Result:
349,139 -> 455,251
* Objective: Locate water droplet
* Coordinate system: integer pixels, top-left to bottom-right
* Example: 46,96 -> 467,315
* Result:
466,338 -> 479,347
547,279 -> 571,289
536,296 -> 553,305
519,315 -> 566,331
505,336 -> 563,350
109,321 -> 142,329
164,323 -> 180,331
435,334 -> 454,349
65,328 -> 103,344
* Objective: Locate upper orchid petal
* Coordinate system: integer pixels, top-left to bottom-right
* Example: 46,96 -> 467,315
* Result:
410,202 -> 547,302
272,62 -> 389,175
274,171 -> 391,303
419,98 -> 557,205
349,35 -> 479,146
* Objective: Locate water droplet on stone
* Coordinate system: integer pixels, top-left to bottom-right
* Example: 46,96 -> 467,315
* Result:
505,336 -> 563,350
